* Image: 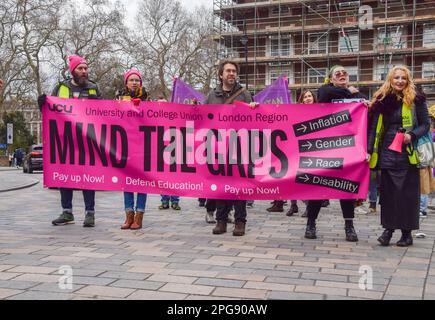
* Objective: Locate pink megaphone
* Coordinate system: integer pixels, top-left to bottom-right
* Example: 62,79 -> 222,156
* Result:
388,129 -> 406,153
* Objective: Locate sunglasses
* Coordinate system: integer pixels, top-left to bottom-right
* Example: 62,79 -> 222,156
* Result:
333,70 -> 348,77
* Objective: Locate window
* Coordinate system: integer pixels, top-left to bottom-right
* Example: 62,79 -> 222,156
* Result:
377,26 -> 407,49
267,65 -> 293,85
269,34 -> 292,57
316,4 -> 329,11
378,0 -> 402,5
270,5 -> 291,16
374,64 -> 389,81
422,62 -> 435,79
423,24 -> 435,48
308,33 -> 328,54
308,68 -> 327,84
339,30 -> 359,53
374,60 -> 403,81
339,1 -> 360,9
422,85 -> 435,94
346,66 -> 359,82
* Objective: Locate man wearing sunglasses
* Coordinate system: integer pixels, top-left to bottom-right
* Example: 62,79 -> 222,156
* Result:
304,65 -> 367,242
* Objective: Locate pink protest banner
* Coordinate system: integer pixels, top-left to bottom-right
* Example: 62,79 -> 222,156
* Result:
42,97 -> 369,200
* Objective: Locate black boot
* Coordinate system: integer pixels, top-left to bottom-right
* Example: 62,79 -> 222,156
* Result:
321,200 -> 330,207
377,229 -> 394,246
344,220 -> 358,242
397,230 -> 413,247
286,204 -> 298,216
266,200 -> 284,212
304,221 -> 317,239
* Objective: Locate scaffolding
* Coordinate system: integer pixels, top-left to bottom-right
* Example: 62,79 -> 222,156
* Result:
213,0 -> 435,102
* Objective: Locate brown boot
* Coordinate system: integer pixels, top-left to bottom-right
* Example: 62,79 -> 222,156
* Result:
121,211 -> 135,229
212,221 -> 227,234
233,221 -> 246,236
266,200 -> 284,212
130,212 -> 144,230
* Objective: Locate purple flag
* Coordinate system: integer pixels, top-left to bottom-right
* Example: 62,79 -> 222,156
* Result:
253,75 -> 290,104
171,78 -> 206,104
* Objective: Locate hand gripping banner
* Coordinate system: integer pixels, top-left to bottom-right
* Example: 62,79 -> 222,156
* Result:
42,97 -> 369,200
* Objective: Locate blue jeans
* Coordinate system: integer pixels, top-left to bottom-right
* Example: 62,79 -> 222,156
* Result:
368,171 -> 379,203
161,195 -> 179,204
124,192 -> 147,212
420,194 -> 428,213
60,188 -> 95,212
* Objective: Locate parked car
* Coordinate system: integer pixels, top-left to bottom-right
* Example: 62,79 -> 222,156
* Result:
23,144 -> 43,173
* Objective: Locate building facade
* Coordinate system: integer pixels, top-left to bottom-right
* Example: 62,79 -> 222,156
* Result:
213,0 -> 435,103
2,102 -> 41,145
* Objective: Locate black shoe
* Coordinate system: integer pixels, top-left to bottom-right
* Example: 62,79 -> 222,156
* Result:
52,211 -> 75,226
304,225 -> 317,239
397,231 -> 413,247
377,229 -> 394,246
286,204 -> 298,216
83,211 -> 95,228
159,202 -> 169,210
321,200 -> 330,208
199,201 -> 206,207
345,226 -> 358,242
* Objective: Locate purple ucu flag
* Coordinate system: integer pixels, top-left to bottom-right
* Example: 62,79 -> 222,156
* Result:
170,78 -> 206,104
253,75 -> 290,104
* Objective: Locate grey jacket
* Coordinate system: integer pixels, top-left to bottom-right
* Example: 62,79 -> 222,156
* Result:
204,82 -> 252,104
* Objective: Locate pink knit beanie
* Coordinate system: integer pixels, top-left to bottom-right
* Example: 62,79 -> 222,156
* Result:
124,68 -> 143,86
69,55 -> 87,74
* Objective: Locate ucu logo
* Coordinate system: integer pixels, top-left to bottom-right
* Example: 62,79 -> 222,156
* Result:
48,103 -> 73,113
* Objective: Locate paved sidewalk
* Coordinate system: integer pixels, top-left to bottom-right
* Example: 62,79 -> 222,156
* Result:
0,168 -> 39,192
0,172 -> 434,300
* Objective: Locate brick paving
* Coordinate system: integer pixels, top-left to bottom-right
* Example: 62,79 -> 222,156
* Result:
0,170 -> 434,300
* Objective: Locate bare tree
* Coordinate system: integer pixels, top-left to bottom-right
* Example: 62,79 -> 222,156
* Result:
16,0 -> 63,96
0,1 -> 25,111
48,0 -> 127,98
131,0 -> 216,99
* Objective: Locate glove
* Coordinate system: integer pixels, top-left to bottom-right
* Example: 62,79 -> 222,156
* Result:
132,98 -> 141,106
38,94 -> 47,112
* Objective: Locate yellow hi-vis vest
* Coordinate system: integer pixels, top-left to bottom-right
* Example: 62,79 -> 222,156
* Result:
57,84 -> 97,98
369,103 -> 419,169
117,95 -> 132,101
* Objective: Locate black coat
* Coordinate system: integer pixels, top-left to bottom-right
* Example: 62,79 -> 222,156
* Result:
317,84 -> 367,103
51,79 -> 102,99
367,93 -> 429,169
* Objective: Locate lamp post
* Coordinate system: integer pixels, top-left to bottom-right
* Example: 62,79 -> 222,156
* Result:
240,34 -> 248,90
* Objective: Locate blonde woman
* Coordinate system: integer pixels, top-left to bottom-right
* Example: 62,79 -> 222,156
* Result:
368,65 -> 430,247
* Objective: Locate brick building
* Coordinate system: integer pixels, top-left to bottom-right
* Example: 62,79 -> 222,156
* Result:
213,0 -> 435,103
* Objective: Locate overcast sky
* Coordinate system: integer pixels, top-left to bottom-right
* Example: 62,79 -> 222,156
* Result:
121,0 -> 213,26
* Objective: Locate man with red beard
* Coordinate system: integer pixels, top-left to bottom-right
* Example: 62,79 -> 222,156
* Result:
38,54 -> 102,228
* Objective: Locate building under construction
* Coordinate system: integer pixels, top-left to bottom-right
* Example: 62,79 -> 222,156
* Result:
213,0 -> 435,103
